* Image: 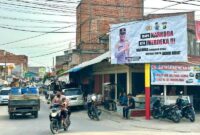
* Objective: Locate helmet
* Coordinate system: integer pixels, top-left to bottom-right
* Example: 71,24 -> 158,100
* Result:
91,95 -> 97,101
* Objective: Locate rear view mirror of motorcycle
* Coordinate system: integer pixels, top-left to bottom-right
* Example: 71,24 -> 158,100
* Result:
161,93 -> 164,96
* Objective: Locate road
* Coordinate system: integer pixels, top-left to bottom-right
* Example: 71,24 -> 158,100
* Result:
0,101 -> 200,135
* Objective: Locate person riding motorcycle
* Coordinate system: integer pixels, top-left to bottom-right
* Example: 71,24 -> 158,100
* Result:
176,91 -> 184,109
52,91 -> 62,104
50,92 -> 70,126
60,97 -> 70,126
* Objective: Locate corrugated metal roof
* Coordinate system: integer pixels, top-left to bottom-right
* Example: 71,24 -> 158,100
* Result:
67,51 -> 110,73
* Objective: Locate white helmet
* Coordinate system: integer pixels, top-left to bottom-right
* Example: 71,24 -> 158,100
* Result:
91,95 -> 97,101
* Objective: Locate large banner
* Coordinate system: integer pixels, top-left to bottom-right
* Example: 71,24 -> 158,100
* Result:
110,15 -> 188,64
196,21 -> 200,43
151,64 -> 200,85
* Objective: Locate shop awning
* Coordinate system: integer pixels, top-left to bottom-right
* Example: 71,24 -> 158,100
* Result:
66,51 -> 110,73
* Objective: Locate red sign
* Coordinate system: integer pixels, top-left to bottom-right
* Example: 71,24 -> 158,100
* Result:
195,21 -> 200,42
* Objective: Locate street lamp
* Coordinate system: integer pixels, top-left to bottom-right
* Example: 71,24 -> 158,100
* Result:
3,51 -> 6,80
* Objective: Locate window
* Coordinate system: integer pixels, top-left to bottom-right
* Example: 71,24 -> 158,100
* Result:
64,88 -> 82,96
99,35 -> 109,45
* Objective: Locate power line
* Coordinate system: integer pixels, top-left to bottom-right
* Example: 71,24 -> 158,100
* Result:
0,6 -> 75,17
15,39 -> 73,48
0,24 -> 76,46
163,0 -> 200,7
6,0 -> 77,10
30,48 -> 68,58
0,24 -> 70,29
146,0 -> 191,14
0,16 -> 75,24
0,25 -> 76,33
0,1 -> 76,13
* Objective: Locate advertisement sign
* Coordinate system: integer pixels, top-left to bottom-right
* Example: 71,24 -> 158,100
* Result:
110,15 -> 188,64
58,74 -> 69,83
151,64 -> 200,85
196,21 -> 200,43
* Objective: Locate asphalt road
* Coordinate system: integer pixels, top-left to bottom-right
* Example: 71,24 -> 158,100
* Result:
0,102 -> 138,135
1,101 -> 200,135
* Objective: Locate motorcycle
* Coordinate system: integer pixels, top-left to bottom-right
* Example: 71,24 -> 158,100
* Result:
49,104 -> 70,134
87,95 -> 101,121
152,97 -> 181,123
176,92 -> 195,122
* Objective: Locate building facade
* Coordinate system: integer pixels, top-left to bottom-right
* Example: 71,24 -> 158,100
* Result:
63,0 -> 144,70
0,50 -> 28,78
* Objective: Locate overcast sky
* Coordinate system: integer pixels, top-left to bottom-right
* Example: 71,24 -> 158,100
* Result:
0,0 -> 199,67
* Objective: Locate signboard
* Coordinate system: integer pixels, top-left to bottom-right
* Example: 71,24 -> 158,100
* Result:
58,74 -> 69,83
151,64 -> 200,85
39,67 -> 46,77
196,21 -> 200,43
110,15 -> 188,64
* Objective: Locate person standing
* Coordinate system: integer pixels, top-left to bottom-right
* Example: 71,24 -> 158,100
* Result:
115,28 -> 130,64
123,93 -> 135,119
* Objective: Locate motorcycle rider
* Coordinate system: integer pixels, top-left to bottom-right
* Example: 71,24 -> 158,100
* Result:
50,91 -> 70,126
88,94 -> 101,119
60,97 -> 70,126
176,91 -> 184,108
52,91 -> 62,104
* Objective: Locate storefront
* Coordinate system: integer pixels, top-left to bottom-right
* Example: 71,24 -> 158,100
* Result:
151,63 -> 200,111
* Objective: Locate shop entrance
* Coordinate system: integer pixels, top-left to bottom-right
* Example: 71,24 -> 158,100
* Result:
117,73 -> 127,98
187,86 -> 200,112
132,72 -> 145,96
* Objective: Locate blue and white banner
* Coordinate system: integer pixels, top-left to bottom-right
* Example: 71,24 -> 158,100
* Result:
110,15 -> 188,64
151,64 -> 200,85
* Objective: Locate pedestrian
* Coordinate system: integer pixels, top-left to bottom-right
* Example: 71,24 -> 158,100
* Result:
123,93 -> 135,119
119,92 -> 128,106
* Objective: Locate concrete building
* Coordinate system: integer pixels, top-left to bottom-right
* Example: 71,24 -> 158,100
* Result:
0,50 -> 28,78
63,0 -> 144,70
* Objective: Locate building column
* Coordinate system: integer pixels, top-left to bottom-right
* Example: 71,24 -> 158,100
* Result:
102,74 -> 104,97
115,73 -> 118,102
127,66 -> 132,94
184,86 -> 187,95
145,64 -> 151,120
164,85 -> 167,105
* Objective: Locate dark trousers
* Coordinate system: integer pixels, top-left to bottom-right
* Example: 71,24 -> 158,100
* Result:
104,100 -> 116,111
123,106 -> 133,119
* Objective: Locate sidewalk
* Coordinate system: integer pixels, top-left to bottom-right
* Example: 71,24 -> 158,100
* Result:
100,106 -> 200,133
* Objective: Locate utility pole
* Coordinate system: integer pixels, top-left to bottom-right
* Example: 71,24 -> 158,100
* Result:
52,57 -> 55,73
4,51 -> 7,80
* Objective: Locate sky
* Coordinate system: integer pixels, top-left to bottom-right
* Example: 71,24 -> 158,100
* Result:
0,0 -> 200,68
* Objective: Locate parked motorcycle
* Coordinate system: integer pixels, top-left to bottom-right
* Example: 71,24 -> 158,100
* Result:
87,95 -> 101,121
49,104 -> 70,134
152,97 -> 181,123
176,92 -> 195,122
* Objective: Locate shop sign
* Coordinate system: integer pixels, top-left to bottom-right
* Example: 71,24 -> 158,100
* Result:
196,21 -> 200,43
58,74 -> 69,83
110,15 -> 188,64
151,64 -> 200,85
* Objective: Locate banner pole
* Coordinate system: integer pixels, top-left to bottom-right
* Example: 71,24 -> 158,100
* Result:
145,64 -> 151,120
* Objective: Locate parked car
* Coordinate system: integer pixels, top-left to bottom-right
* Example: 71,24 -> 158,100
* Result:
63,88 -> 84,108
0,87 -> 11,105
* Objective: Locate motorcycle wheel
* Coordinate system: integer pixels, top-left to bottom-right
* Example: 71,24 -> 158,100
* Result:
88,111 -> 94,120
50,120 -> 59,134
171,111 -> 181,123
94,109 -> 100,121
188,109 -> 195,122
63,117 -> 70,131
152,110 -> 159,119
